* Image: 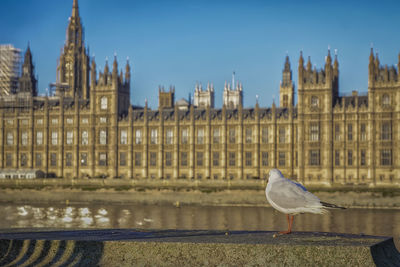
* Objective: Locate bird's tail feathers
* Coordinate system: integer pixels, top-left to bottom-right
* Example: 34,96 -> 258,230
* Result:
321,201 -> 346,209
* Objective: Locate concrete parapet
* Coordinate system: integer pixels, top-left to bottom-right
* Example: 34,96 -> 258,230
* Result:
0,230 -> 398,266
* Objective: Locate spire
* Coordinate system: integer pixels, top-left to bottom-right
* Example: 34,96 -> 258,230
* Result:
112,54 -> 118,75
125,57 -> 131,84
375,52 -> 380,69
104,57 -> 109,74
299,50 -> 304,67
326,48 -> 332,65
306,56 -> 312,71
284,55 -> 290,71
333,49 -> 339,73
72,0 -> 79,19
369,48 -> 374,64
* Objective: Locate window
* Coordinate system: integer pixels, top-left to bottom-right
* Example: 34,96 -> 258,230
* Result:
101,96 -> 108,110
197,128 -> 204,144
181,152 -> 187,167
229,128 -> 236,144
66,118 -> 73,124
20,154 -> 27,167
310,124 -> 319,142
360,124 -> 366,141
381,149 -> 392,166
381,123 -> 391,140
81,153 -> 87,166
347,124 -> 353,141
82,130 -> 89,145
245,128 -> 252,144
196,152 -> 203,166
51,131 -> 58,145
36,131 -> 43,145
311,96 -> 319,107
66,131 -> 73,145
347,150 -> 353,166
283,95 -> 288,107
66,153 -> 72,167
150,129 -> 158,144
135,129 -> 142,144
35,153 -> 42,167
335,124 -> 341,141
100,130 -> 107,145
279,152 -> 286,166
81,118 -> 88,124
37,119 -> 43,125
360,150 -> 366,166
181,128 -> 188,144
120,152 -> 127,166
279,127 -> 286,143
166,129 -> 173,145
135,152 -> 141,166
382,94 -> 390,107
213,152 -> 219,166
165,152 -> 172,166
335,150 -> 340,166
309,150 -> 320,166
50,153 -> 57,167
51,118 -> 58,125
229,152 -> 235,166
245,152 -> 252,167
100,117 -> 107,123
262,152 -> 268,166
121,130 -> 128,144
150,152 -> 157,166
262,127 -> 268,143
21,132 -> 28,146
6,153 -> 12,167
213,128 -> 220,144
6,132 -> 13,145
99,153 -> 107,166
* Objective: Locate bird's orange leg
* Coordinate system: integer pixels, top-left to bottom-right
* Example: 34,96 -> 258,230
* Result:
278,215 -> 294,235
279,214 -> 293,235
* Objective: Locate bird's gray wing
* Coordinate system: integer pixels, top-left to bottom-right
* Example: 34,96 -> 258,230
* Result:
268,179 -> 320,210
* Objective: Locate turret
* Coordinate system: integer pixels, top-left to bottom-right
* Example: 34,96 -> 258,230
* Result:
280,55 -> 294,107
18,44 -> 37,96
125,58 -> 131,85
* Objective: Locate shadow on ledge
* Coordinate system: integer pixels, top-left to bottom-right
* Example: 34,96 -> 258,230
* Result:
0,229 -> 398,266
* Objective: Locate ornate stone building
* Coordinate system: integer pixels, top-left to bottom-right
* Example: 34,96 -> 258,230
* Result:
0,0 -> 399,186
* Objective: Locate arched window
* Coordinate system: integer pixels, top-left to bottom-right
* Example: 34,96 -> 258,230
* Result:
101,96 -> 108,110
311,96 -> 319,108
382,94 -> 390,107
283,95 -> 288,107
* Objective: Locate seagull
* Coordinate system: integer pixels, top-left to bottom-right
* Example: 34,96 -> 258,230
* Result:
265,169 -> 345,235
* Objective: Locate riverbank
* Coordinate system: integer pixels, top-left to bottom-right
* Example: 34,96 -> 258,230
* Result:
1,186 -> 400,208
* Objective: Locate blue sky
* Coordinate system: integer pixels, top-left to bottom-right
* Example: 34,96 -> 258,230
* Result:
1,0 -> 400,108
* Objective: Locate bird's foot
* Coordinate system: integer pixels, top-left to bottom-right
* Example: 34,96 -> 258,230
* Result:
278,230 -> 292,235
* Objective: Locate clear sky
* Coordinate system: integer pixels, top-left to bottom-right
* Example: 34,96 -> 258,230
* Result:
1,0 -> 400,109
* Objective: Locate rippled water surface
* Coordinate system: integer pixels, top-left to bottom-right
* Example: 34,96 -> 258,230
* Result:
0,203 -> 398,237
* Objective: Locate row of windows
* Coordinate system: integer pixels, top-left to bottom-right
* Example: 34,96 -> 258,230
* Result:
3,122 -> 393,147
308,149 -> 392,166
2,151 -> 287,168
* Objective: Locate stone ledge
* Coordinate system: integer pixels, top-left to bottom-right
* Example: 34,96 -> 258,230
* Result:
0,230 -> 398,266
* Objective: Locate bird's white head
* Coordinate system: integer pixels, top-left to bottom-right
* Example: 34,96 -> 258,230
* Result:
268,168 -> 284,183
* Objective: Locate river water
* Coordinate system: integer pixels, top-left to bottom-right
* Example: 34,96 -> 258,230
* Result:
0,203 -> 398,237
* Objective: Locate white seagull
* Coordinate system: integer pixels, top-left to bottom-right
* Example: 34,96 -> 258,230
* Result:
265,169 -> 345,235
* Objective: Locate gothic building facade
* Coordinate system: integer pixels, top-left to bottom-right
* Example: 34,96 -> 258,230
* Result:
0,0 -> 399,186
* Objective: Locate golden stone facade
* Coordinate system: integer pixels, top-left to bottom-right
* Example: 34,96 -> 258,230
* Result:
0,0 -> 399,186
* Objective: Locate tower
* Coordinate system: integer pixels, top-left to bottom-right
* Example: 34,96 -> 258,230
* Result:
193,82 -> 214,108
223,72 -> 243,108
279,55 -> 294,107
18,44 -> 37,96
56,0 -> 90,99
158,86 -> 175,109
